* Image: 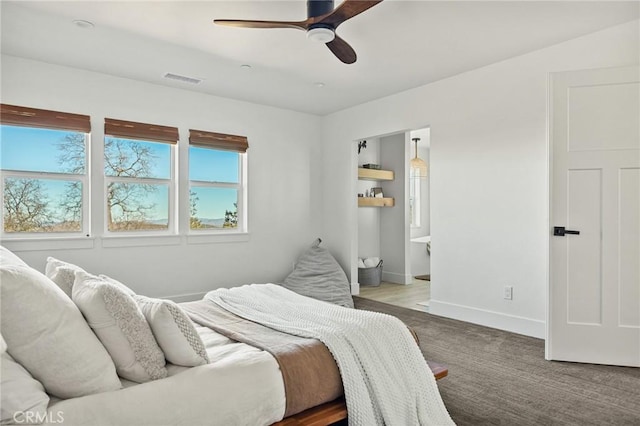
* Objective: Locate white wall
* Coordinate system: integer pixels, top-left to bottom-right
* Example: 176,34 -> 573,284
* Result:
357,138 -> 381,260
321,20 -> 640,338
379,133 -> 410,284
1,55 -> 324,300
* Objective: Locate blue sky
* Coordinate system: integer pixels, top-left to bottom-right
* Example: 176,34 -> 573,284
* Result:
1,125 -> 239,221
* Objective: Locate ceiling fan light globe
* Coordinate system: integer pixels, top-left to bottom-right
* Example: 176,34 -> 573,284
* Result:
307,27 -> 335,43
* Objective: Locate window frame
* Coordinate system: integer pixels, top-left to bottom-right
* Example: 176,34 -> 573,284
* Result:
0,104 -> 92,240
103,119 -> 178,236
188,129 -> 248,234
1,168 -> 91,239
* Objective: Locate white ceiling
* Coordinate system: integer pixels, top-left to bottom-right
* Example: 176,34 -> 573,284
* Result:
1,1 -> 638,115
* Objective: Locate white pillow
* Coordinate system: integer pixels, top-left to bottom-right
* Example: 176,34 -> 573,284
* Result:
1,349 -> 50,424
135,295 -> 209,367
72,272 -> 167,383
0,245 -> 27,268
45,257 -> 85,298
1,333 -> 49,424
0,265 -> 121,399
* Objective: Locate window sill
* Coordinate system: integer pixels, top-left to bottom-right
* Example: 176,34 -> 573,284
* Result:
1,236 -> 95,252
1,232 -> 250,252
187,232 -> 249,245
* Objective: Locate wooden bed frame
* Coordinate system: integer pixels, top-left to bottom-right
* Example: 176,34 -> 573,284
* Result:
273,361 -> 448,426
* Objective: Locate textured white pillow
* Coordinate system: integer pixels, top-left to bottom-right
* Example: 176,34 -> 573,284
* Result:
72,272 -> 168,383
98,274 -> 136,296
135,295 -> 209,367
0,265 -> 121,399
45,257 -> 86,298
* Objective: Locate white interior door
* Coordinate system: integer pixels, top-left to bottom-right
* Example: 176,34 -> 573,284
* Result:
548,66 -> 640,367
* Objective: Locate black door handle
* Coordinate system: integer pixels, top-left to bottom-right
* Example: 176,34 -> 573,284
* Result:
554,226 -> 580,236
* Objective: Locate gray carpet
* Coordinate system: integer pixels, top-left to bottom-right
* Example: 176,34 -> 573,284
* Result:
353,296 -> 640,426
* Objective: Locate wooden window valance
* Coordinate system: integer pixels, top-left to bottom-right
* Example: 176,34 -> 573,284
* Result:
105,118 -> 178,144
189,129 -> 248,153
0,104 -> 91,133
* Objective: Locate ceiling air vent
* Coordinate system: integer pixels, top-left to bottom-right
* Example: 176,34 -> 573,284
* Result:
163,73 -> 202,85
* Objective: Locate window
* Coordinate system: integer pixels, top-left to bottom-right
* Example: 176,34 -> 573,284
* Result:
104,118 -> 177,233
0,104 -> 90,236
188,130 -> 248,232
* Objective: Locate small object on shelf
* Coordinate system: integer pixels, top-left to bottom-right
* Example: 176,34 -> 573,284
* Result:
357,193 -> 364,198
371,187 -> 383,198
362,163 -> 381,170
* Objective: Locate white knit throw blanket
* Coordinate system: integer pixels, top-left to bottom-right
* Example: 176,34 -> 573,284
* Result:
205,284 -> 454,426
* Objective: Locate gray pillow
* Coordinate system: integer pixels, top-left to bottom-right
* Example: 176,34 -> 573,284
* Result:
281,238 -> 354,308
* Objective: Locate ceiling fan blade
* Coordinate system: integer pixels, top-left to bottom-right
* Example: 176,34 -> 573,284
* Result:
326,35 -> 357,64
213,19 -> 310,31
319,0 -> 383,28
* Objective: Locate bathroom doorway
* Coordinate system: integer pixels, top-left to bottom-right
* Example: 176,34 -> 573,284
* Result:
356,127 -> 431,312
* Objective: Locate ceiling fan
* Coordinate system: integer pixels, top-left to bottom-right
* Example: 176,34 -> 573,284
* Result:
214,0 -> 383,64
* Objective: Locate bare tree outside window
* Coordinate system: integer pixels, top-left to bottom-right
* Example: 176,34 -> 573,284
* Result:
57,135 -> 164,231
2,130 -> 85,233
56,133 -> 85,226
104,138 -> 164,231
3,125 -> 243,234
2,129 -> 167,233
3,178 -> 52,232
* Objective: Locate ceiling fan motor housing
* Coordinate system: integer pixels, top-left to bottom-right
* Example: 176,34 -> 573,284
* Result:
308,0 -> 335,18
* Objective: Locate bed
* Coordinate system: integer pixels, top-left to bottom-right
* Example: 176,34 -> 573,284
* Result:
42,294 -> 449,426
2,242 -> 452,426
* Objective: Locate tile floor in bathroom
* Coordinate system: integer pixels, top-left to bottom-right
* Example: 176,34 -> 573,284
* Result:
357,278 -> 430,312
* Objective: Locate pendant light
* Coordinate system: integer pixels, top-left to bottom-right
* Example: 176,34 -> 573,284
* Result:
410,137 -> 427,178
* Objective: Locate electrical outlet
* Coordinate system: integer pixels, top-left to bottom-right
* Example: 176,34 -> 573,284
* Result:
504,286 -> 513,300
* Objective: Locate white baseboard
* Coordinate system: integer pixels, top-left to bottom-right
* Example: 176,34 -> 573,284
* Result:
351,281 -> 360,295
166,291 -> 207,303
429,300 -> 545,339
382,271 -> 412,284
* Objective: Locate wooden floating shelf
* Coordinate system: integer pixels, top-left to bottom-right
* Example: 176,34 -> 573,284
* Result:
358,168 -> 394,181
358,197 -> 395,207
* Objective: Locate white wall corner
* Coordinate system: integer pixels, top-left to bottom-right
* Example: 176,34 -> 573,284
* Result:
429,299 -> 546,339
